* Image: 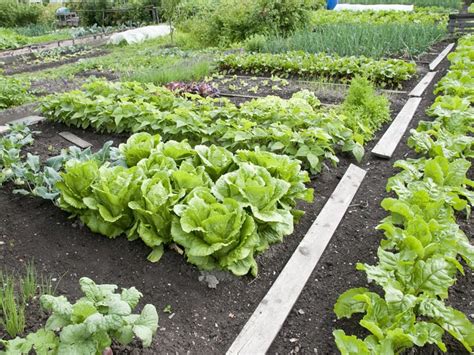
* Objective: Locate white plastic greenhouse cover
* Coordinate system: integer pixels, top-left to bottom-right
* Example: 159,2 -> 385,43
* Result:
334,4 -> 414,11
108,25 -> 172,45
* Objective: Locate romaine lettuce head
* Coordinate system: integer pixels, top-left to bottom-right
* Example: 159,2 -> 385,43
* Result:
80,165 -> 142,238
235,150 -> 314,207
156,140 -> 195,162
119,132 -> 161,167
172,188 -> 259,276
212,162 -> 296,248
56,160 -> 99,213
137,153 -> 177,177
194,145 -> 235,180
128,171 -> 185,262
171,161 -> 212,193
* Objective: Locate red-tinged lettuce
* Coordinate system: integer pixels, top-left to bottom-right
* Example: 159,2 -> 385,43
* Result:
172,188 -> 259,276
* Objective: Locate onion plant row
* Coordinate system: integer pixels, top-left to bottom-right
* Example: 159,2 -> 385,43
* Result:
333,34 -> 474,354
247,23 -> 446,60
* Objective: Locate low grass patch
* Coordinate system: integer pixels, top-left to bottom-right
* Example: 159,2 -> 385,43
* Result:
0,27 -> 71,50
123,57 -> 214,85
250,23 -> 446,59
0,262 -> 55,338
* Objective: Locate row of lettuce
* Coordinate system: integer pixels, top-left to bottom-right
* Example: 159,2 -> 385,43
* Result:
1,77 -> 392,276
333,35 -> 474,354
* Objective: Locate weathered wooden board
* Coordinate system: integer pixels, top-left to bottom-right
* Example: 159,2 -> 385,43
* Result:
226,164 -> 367,355
8,115 -> 45,126
372,97 -> 422,159
409,71 -> 437,97
429,43 -> 455,70
59,132 -> 93,149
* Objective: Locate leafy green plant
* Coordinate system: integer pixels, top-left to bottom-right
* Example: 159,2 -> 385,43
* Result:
41,81 -> 365,174
56,136 -> 313,276
333,33 -> 474,354
408,35 -> 474,161
0,124 -> 114,201
341,76 -> 390,145
176,0 -> 319,46
1,277 -> 159,354
338,0 -> 461,9
0,76 -> 31,110
0,1 -> 42,27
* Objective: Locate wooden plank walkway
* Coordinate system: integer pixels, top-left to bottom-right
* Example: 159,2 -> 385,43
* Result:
429,43 -> 455,71
226,164 -> 367,355
8,115 -> 45,126
371,97 -> 422,159
409,71 -> 437,97
59,132 -> 93,149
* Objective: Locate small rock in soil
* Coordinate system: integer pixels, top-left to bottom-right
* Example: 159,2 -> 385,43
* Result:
198,273 -> 219,289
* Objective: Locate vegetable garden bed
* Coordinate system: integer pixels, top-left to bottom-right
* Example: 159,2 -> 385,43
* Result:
0,12 -> 472,352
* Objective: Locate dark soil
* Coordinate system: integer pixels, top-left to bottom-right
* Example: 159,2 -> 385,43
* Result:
214,75 -> 407,110
2,49 -> 109,75
0,118 -> 350,352
0,42 -> 470,354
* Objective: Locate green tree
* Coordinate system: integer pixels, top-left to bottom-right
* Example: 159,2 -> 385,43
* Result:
161,0 -> 181,43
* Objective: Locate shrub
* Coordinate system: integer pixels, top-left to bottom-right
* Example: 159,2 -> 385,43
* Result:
176,0 -> 320,46
0,1 -> 42,27
342,76 -> 390,144
72,0 -> 158,27
0,76 -> 31,110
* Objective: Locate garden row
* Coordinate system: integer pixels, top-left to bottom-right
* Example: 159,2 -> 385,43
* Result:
338,0 -> 462,9
0,74 -> 393,276
40,77 -> 392,174
333,34 -> 474,354
0,48 -> 415,112
1,74 -> 392,271
218,52 -> 416,88
244,7 -> 449,59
